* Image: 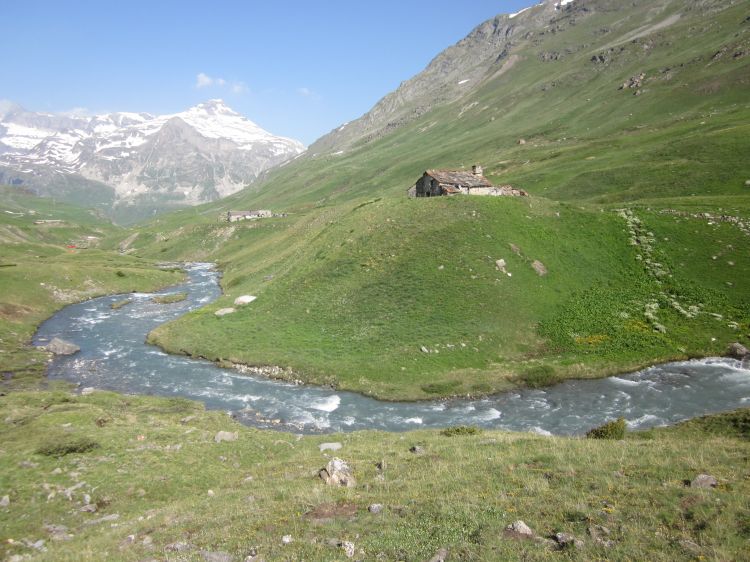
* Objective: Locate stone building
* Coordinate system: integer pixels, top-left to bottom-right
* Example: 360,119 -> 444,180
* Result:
409,165 -> 528,198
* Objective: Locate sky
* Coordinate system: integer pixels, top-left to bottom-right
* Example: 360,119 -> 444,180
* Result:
1,1 -> 532,145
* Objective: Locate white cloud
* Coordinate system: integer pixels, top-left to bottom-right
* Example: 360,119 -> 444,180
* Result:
298,87 -> 313,96
196,72 -> 214,88
196,73 -> 247,95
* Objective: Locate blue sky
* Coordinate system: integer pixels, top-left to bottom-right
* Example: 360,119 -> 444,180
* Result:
1,1 -> 530,145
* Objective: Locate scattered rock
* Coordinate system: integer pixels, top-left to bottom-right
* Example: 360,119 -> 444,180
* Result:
234,295 -> 257,306
420,345 -> 430,353
83,513 -> 119,526
19,460 -> 39,469
281,535 -> 293,544
679,539 -> 702,555
207,489 -> 215,497
319,458 -> 356,487
531,260 -> 547,276
81,387 -> 96,395
409,445 -> 425,455
690,474 -> 718,488
45,337 -> 80,355
495,259 -> 507,273
619,72 -> 645,90
368,503 -> 384,514
200,551 -> 234,562
588,525 -> 614,548
504,520 -> 535,539
518,139 -> 526,145
340,541 -> 355,558
319,442 -> 342,452
553,532 -> 583,549
44,524 -> 73,541
215,307 -> 236,317
80,504 -> 97,513
214,431 -> 239,443
428,547 -> 449,562
0,495 -> 9,507
728,342 -> 749,358
165,542 -> 193,552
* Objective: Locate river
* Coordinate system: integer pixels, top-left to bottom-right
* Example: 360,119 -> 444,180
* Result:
33,263 -> 750,434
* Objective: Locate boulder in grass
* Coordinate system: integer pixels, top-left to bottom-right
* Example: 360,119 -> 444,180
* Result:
234,295 -> 257,306
45,337 -> 80,355
214,308 -> 236,317
728,342 -> 748,358
319,458 -> 356,487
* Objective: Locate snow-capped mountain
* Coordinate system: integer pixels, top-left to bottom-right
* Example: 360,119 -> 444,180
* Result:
0,100 -> 305,222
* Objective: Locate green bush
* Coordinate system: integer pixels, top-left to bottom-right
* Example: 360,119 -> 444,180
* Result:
517,365 -> 558,388
421,381 -> 462,395
115,270 -> 126,277
586,418 -> 627,440
36,437 -> 100,457
441,425 -> 481,437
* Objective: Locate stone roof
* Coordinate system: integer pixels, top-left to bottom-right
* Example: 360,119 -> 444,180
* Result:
425,169 -> 493,188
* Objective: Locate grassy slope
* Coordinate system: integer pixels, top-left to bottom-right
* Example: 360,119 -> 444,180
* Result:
128,0 -> 750,399
0,389 -> 748,561
0,187 -> 184,386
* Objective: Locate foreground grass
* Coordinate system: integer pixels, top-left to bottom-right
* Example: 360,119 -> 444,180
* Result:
0,389 -> 748,561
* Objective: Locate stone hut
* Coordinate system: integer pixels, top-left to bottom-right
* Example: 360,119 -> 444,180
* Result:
224,210 -> 273,222
409,165 -> 527,198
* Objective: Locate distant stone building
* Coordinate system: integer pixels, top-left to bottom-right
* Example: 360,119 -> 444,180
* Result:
409,165 -> 528,198
223,210 -> 274,222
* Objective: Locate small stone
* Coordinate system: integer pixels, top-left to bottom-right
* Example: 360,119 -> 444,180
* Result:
319,458 -> 356,487
679,539 -> 702,555
45,337 -> 80,355
340,541 -> 355,558
409,445 -> 425,455
200,551 -> 234,562
214,307 -> 236,317
80,504 -> 97,513
553,532 -> 583,549
165,542 -> 193,552
0,495 -> 9,507
207,489 -> 215,497
495,259 -> 507,272
518,138 -> 527,145
142,535 -> 153,546
234,295 -> 257,306
691,474 -> 718,488
368,503 -> 384,514
429,547 -> 449,562
319,442 -> 342,452
81,387 -> 95,395
728,342 -> 749,358
531,260 -> 548,276
51,468 -> 63,475
281,535 -> 293,544
588,525 -> 613,548
214,431 -> 239,443
420,345 -> 430,353
505,520 -> 535,538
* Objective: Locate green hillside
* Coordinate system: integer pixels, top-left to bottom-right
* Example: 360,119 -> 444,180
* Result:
125,0 -> 750,398
0,187 -> 183,386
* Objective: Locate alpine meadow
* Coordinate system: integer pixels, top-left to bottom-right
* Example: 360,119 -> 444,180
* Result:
1,0 -> 749,560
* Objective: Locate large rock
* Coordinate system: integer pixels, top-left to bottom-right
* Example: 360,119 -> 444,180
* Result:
728,342 -> 749,358
214,307 -> 236,317
234,295 -> 257,306
691,474 -> 718,488
504,520 -> 535,539
319,458 -> 356,487
214,431 -> 238,443
45,337 -> 80,355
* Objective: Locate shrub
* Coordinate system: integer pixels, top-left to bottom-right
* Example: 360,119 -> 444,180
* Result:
517,365 -> 558,388
586,418 -> 627,440
36,437 -> 100,457
441,425 -> 481,437
115,270 -> 126,277
421,381 -> 462,395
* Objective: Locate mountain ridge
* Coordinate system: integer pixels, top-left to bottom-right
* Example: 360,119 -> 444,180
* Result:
0,99 -> 305,223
